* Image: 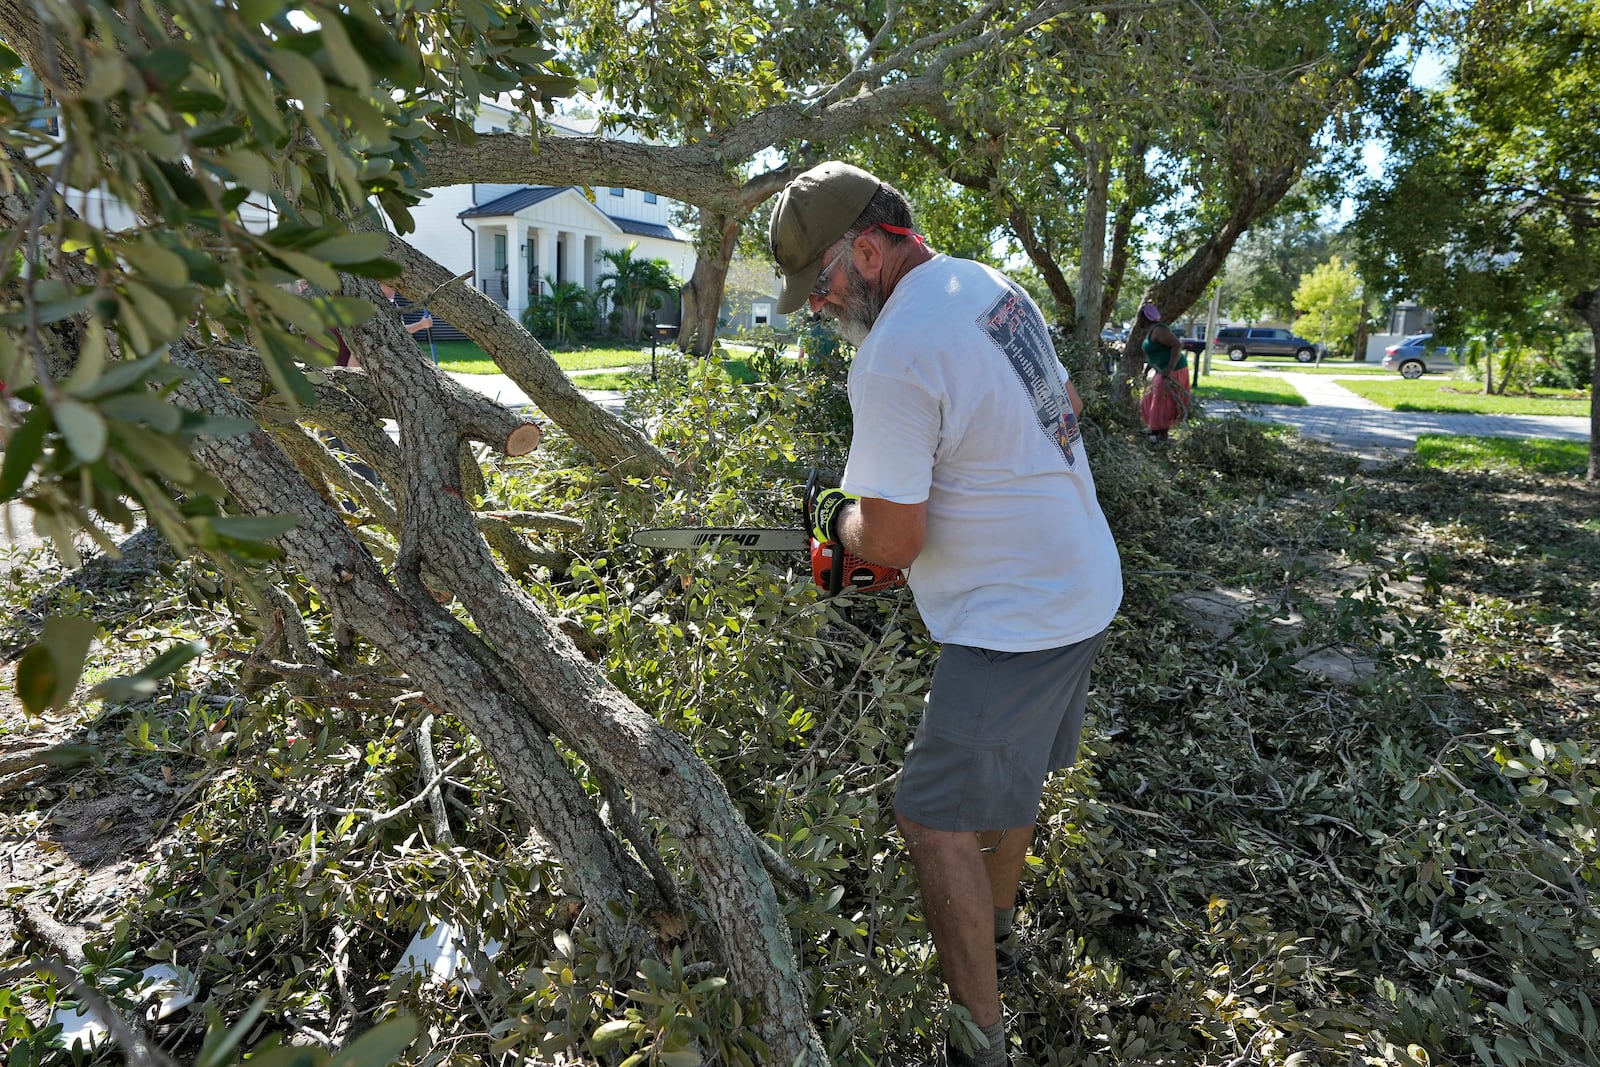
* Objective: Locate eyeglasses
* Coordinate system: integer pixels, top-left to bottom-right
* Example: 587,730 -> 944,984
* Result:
809,223 -> 924,302
810,242 -> 855,302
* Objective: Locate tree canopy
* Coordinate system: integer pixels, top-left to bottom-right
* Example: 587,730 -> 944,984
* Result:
2,0 -> 1596,1063
1353,0 -> 1599,477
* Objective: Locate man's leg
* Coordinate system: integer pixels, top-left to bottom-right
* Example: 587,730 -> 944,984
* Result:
978,825 -> 1033,911
898,815 -> 1034,1029
979,825 -> 1033,980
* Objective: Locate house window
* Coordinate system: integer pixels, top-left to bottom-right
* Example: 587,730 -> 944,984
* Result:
609,187 -> 625,197
493,234 -> 507,268
644,191 -> 657,204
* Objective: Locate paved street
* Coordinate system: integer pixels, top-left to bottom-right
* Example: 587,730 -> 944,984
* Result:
1202,370 -> 1590,457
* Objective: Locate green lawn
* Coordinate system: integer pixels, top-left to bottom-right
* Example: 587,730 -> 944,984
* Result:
569,370 -> 643,391
430,340 -> 653,375
1414,434 -> 1591,476
1339,377 -> 1591,416
1193,374 -> 1308,406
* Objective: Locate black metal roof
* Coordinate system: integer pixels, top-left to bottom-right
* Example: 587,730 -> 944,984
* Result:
458,186 -> 570,218
608,216 -> 679,240
460,186 -> 684,243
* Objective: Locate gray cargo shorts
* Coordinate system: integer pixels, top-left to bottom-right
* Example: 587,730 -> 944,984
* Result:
894,628 -> 1108,832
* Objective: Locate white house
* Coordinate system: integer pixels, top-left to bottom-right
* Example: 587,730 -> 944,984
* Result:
401,101 -> 695,326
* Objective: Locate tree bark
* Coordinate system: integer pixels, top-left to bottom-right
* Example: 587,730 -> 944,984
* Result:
1353,287 -> 1371,362
1569,284 -> 1600,483
679,209 -> 741,358
0,127 -> 825,1059
1072,140 -> 1111,356
385,234 -> 673,478
1115,164 -> 1301,404
170,331 -> 828,1063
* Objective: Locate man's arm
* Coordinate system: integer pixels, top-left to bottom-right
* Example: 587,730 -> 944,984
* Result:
836,496 -> 926,570
1065,378 -> 1083,417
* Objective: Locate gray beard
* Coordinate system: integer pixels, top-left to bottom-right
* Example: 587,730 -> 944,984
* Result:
833,315 -> 872,347
829,262 -> 885,348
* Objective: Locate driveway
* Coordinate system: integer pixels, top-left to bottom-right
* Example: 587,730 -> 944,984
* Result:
1203,371 -> 1591,456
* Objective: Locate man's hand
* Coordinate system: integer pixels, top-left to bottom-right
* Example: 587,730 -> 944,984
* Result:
809,486 -> 858,544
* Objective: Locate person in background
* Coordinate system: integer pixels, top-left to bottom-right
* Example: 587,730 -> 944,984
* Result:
768,160 -> 1123,1067
298,279 -> 432,368
1137,302 -> 1191,443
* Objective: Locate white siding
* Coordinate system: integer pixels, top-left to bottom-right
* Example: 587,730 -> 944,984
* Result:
625,235 -> 694,286
404,184 -> 478,278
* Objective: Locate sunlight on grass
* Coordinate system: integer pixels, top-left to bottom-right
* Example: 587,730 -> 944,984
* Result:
1414,434 -> 1588,476
1340,378 -> 1590,416
569,370 -> 641,391
1193,375 -> 1308,406
431,340 -> 653,375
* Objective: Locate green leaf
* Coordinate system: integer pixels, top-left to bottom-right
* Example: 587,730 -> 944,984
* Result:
316,18 -> 371,94
258,332 -> 318,407
220,149 -> 277,194
17,616 -> 98,714
274,250 -> 340,293
15,645 -> 58,717
76,349 -> 175,401
0,405 -> 52,500
121,279 -> 183,345
100,394 -> 185,433
251,281 -> 327,332
54,398 -> 109,463
307,231 -> 391,265
316,296 -> 377,329
327,1017 -> 418,1067
209,514 -> 298,541
61,319 -> 110,395
183,415 -> 257,441
132,48 -> 192,91
16,290 -> 98,327
590,1019 -> 639,1051
270,47 -> 329,122
107,422 -> 203,488
91,640 -> 206,704
121,239 -> 191,289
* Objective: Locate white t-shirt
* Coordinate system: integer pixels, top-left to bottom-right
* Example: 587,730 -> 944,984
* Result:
842,254 -> 1123,651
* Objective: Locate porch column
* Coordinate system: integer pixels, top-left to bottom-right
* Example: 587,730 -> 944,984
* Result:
507,219 -> 529,320
537,230 -> 559,294
562,230 -> 584,293
584,235 -> 602,290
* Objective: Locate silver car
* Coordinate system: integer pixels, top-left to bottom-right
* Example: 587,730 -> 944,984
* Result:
1382,334 -> 1460,378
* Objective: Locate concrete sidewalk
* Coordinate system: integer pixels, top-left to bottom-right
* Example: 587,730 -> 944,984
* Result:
443,369 -> 627,414
1203,371 -> 1590,456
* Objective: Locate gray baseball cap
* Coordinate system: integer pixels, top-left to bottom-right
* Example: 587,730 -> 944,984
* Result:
768,161 -> 880,314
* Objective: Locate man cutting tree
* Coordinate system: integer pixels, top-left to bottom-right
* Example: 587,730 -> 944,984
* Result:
769,161 -> 1124,1066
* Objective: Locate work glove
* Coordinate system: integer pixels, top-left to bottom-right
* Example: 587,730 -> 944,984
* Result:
809,486 -> 858,544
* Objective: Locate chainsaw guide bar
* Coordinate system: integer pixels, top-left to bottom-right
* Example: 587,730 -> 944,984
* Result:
630,527 -> 810,552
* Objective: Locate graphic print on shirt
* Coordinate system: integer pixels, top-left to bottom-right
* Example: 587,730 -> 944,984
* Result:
979,282 -> 1081,468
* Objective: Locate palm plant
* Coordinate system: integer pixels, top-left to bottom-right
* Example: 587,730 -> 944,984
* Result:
520,276 -> 594,346
546,277 -> 593,346
595,243 -> 679,340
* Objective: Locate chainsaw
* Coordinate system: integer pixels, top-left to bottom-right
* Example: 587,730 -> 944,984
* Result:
630,470 -> 905,596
